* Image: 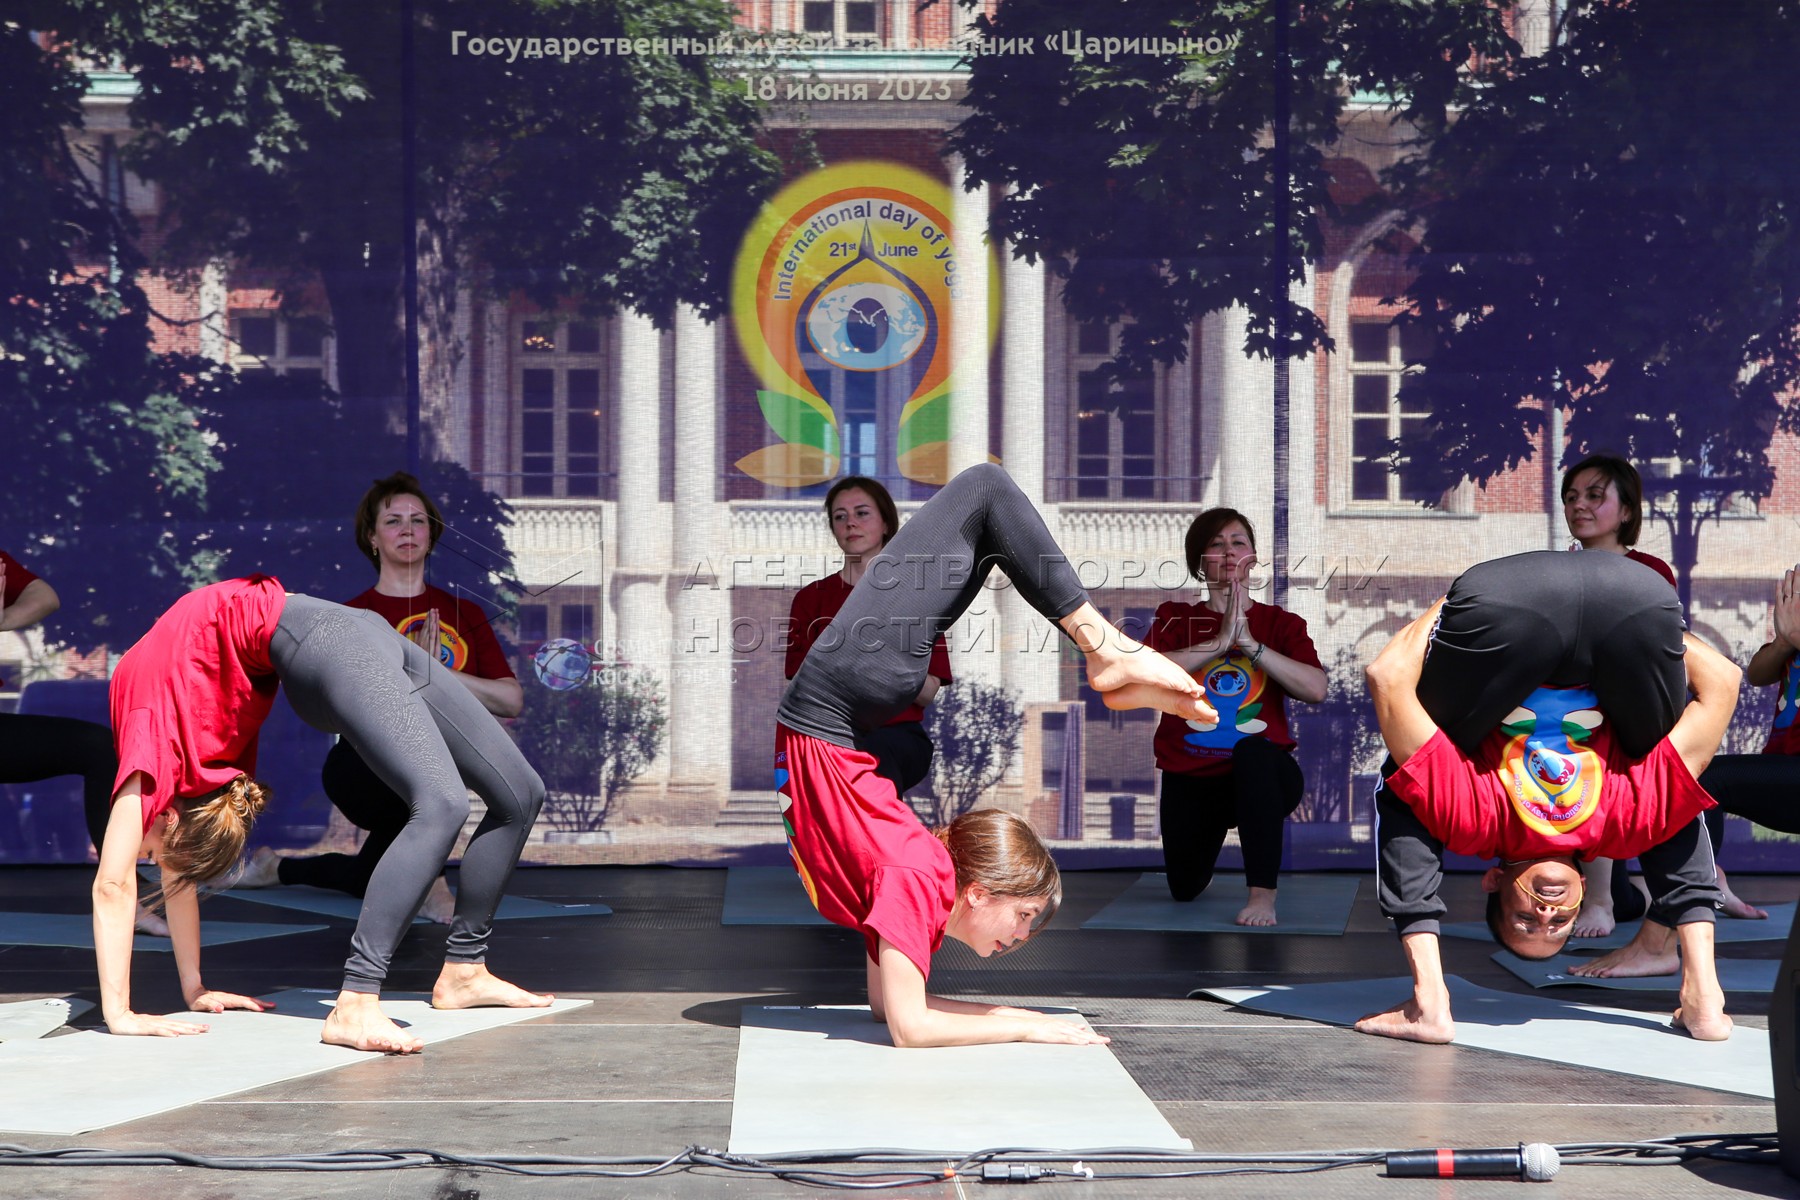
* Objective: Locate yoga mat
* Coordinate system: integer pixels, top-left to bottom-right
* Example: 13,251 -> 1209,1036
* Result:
1081,873 -> 1359,935
224,885 -> 611,923
721,866 -> 831,926
1439,902 -> 1795,949
0,997 -> 93,1041
0,911 -> 327,952
0,988 -> 592,1136
1492,950 -> 1779,994
1198,976 -> 1771,1099
729,1005 -> 1191,1154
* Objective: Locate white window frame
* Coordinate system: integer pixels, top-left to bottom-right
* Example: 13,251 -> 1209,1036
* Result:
1064,319 -> 1163,502
512,315 -> 612,500
228,311 -> 334,386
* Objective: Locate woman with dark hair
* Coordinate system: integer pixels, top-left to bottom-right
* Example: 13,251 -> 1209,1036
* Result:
94,576 -> 547,1052
1144,508 -> 1327,925
237,472 -> 520,922
777,464 -> 1212,1047
785,476 -> 950,797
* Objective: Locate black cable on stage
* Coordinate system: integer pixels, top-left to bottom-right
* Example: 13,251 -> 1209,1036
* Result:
0,1133 -> 1781,1186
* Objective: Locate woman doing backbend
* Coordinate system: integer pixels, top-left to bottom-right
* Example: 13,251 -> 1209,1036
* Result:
94,576 -> 547,1053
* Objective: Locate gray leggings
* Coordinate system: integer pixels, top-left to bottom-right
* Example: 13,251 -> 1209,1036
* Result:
270,595 -> 545,994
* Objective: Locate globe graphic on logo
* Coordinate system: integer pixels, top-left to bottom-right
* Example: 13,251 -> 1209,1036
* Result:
844,297 -> 890,353
804,282 -> 927,371
532,637 -> 592,692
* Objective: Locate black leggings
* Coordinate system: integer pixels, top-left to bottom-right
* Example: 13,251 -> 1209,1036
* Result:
1159,738 -> 1305,897
0,712 -> 116,860
1417,550 -> 1686,759
269,596 -> 545,995
275,741 -> 416,898
778,463 -> 1089,745
855,722 -> 934,797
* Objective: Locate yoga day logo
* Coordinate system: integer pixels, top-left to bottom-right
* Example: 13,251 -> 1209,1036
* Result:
1183,651 -> 1269,752
731,161 -> 995,488
1497,686 -> 1606,837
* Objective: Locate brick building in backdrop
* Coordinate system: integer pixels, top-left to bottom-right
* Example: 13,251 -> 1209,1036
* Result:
20,0 -> 1796,850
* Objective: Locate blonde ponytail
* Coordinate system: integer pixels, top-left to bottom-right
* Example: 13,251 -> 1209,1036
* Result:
153,775 -> 271,897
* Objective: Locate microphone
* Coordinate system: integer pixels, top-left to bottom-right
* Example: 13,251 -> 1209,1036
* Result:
1385,1143 -> 1560,1181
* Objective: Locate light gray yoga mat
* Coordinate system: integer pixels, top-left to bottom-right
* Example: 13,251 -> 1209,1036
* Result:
0,997 -> 93,1041
224,885 -> 611,923
1492,950 -> 1779,994
1198,976 -> 1771,1099
729,1005 -> 1191,1154
1081,873 -> 1360,935
0,911 -> 327,952
0,988 -> 592,1136
1440,902 -> 1796,949
722,866 -> 831,926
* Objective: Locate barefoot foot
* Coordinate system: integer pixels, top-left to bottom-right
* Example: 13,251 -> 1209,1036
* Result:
1100,681 -> 1218,723
133,906 -> 170,937
431,963 -> 553,1010
235,846 -> 282,889
1715,868 -> 1767,920
1673,980 -> 1732,1041
419,875 -> 456,924
321,991 -> 424,1054
1569,924 -> 1679,978
1235,887 -> 1278,927
1354,996 -> 1454,1045
1572,900 -> 1616,939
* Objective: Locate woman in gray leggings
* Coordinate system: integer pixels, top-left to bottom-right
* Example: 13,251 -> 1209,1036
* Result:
100,578 -> 547,1053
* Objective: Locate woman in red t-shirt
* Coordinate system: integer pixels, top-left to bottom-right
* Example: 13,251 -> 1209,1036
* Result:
777,464 -> 1212,1047
785,476 -> 951,797
1147,509 -> 1326,926
96,577 -> 548,1054
237,472 -> 521,922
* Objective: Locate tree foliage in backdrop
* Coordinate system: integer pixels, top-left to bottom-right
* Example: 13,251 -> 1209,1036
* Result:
920,681 -> 1023,827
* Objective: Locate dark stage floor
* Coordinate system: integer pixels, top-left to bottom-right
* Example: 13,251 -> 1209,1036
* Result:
1,864 -> 1796,1198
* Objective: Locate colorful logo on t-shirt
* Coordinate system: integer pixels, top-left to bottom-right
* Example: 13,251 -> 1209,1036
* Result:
1497,685 -> 1606,837
1182,650 -> 1269,755
1774,655 -> 1800,731
774,761 -> 821,911
395,612 -> 471,672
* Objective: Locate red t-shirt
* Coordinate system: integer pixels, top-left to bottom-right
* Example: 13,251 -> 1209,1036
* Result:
1625,549 -> 1677,590
1765,650 -> 1800,756
774,723 -> 957,978
111,577 -> 286,831
1385,700 -> 1715,862
1,550 -> 43,688
1146,600 -> 1321,776
1,549 -> 41,607
344,584 -> 514,681
784,573 -> 953,725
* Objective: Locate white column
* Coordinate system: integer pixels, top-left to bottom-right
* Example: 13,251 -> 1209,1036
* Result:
1215,305 -> 1275,544
887,0 -> 910,48
948,156 -> 991,476
1514,0 -> 1554,55
999,248 -> 1059,704
614,309 -> 668,779
669,306 -> 730,802
1283,266 -> 1327,631
198,259 -> 228,364
947,158 -> 999,685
